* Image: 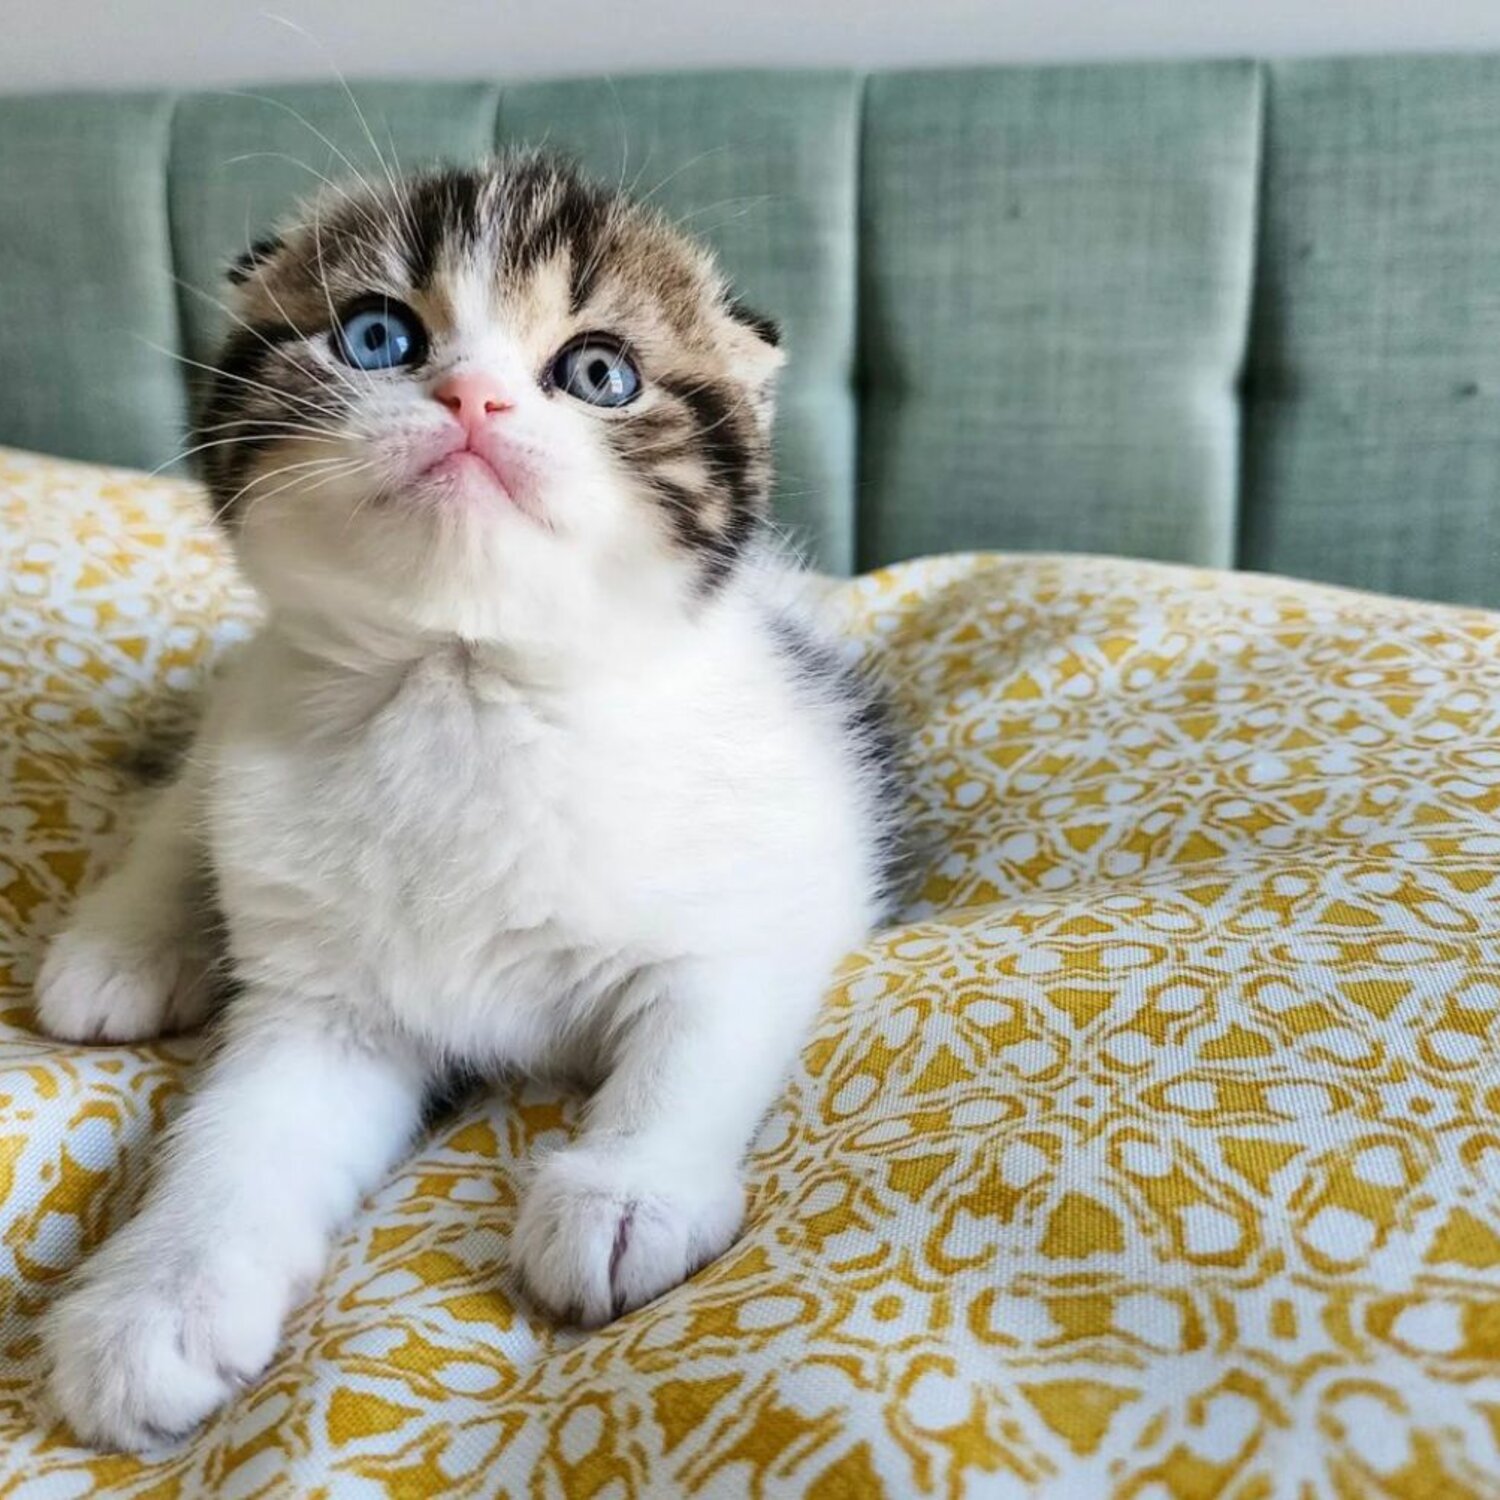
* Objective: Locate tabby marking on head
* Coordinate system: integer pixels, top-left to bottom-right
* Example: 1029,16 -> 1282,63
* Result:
199,153 -> 783,608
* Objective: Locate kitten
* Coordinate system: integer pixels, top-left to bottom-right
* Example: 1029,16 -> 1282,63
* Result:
33,154 -> 904,1451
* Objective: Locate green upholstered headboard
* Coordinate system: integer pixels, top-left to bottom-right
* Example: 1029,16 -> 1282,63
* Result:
2,59 -> 1499,604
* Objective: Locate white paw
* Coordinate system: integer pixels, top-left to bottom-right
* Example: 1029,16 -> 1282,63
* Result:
43,1230 -> 290,1451
35,922 -> 209,1043
512,1145 -> 743,1327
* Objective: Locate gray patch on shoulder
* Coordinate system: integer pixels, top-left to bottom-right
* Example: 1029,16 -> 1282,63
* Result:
109,690 -> 203,784
767,611 -> 918,918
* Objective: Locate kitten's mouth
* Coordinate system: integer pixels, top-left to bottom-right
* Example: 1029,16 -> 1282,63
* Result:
417,441 -> 533,518
424,449 -> 509,493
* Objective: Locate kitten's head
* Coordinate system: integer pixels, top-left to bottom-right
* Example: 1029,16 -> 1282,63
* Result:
199,154 -> 783,644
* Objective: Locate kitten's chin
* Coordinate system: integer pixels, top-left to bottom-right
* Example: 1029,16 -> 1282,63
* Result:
234,463 -> 691,654
241,501 -> 581,646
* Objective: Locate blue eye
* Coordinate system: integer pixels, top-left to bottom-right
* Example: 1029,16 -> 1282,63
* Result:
550,336 -> 641,407
333,299 -> 427,371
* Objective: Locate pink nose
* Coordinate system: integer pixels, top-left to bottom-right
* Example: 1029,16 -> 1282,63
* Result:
432,372 -> 514,436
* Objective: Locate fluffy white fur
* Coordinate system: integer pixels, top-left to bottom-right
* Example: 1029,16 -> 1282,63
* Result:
34,262 -> 883,1450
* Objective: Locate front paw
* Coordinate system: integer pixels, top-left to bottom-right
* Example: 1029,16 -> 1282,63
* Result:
512,1146 -> 744,1327
35,922 -> 208,1044
43,1233 -> 290,1451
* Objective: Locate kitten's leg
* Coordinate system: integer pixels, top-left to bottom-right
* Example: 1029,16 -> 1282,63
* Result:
513,958 -> 819,1326
43,993 -> 426,1451
35,766 -> 212,1042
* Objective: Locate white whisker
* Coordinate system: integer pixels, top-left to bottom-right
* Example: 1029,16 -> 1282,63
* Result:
137,336 -> 347,425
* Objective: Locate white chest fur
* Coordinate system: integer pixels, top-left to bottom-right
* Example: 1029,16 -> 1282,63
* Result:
204,608 -> 873,1068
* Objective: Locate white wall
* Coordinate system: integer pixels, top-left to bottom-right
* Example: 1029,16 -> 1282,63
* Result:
9,0 -> 1500,92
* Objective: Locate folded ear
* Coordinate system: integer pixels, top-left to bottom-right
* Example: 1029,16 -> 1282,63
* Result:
725,296 -> 783,353
226,234 -> 285,286
719,295 -> 786,429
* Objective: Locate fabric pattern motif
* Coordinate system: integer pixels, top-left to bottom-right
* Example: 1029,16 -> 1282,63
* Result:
2,446 -> 1499,1497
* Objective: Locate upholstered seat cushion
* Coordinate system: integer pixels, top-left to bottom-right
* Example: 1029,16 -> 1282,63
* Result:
2,446 -> 1498,1497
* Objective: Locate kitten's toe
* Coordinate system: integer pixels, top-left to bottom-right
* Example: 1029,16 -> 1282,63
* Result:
34,924 -> 208,1043
513,1145 -> 743,1327
43,1235 -> 287,1451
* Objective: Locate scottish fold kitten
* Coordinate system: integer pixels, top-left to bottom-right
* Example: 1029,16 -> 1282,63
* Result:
34,154 -> 903,1450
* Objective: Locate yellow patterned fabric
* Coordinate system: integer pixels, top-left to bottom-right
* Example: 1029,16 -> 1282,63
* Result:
3,444 -> 1500,1498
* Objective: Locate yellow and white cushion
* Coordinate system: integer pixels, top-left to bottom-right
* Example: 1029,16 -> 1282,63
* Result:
2,445 -> 1499,1497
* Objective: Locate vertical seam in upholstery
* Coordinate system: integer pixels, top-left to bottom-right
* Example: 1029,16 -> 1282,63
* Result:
850,69 -> 871,574
159,90 -> 190,463
1234,59 -> 1272,571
